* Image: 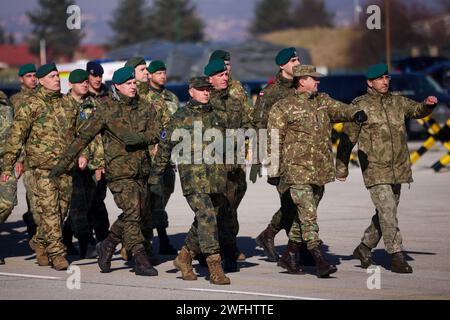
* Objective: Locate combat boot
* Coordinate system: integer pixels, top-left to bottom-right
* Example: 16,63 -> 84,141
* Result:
206,254 -> 230,285
96,235 -> 118,273
143,240 -> 161,266
309,245 -> 337,278
278,241 -> 305,274
173,246 -> 197,280
391,252 -> 413,274
256,224 -> 279,262
133,248 -> 158,276
52,255 -> 69,271
353,243 -> 373,268
29,240 -> 49,266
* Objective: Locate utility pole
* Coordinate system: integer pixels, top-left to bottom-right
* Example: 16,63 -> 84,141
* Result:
40,39 -> 47,65
384,0 -> 391,70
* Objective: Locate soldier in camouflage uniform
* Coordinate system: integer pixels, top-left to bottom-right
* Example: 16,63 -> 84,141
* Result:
10,63 -> 38,239
63,69 -> 105,259
50,67 -> 160,277
85,61 -> 111,243
125,57 -> 149,96
1,63 -> 78,271
335,64 -> 438,274
149,76 -> 231,285
267,65 -> 367,277
0,91 -> 17,265
144,60 -> 179,255
251,48 -> 305,263
206,59 -> 253,271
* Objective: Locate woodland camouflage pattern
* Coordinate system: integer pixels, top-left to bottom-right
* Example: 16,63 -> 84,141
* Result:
336,89 -> 434,188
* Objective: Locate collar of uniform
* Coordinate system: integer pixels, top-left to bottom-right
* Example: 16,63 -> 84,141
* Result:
211,88 -> 229,100
88,84 -> 109,98
367,87 -> 390,98
21,86 -> 35,95
149,83 -> 164,94
39,86 -> 62,100
188,99 -> 212,111
118,93 -> 139,108
296,90 -> 316,99
276,72 -> 294,88
137,81 -> 149,95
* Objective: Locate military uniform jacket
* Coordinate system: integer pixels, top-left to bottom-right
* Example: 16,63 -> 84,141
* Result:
63,94 -> 105,170
145,85 -> 180,129
2,87 -> 78,173
57,94 -> 159,182
10,87 -> 36,115
336,89 -> 434,188
0,91 -> 14,170
252,72 -> 296,130
150,99 -> 228,196
268,91 -> 360,186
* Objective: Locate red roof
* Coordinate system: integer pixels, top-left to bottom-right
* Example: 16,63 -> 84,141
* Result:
0,44 -> 39,67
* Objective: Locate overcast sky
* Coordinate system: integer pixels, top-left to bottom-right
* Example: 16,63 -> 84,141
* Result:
0,0 -> 442,44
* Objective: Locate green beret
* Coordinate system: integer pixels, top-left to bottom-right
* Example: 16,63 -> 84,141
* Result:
275,47 -> 298,66
112,67 -> 135,84
209,50 -> 231,62
18,63 -> 36,77
366,63 -> 389,80
124,56 -> 146,69
69,69 -> 89,84
147,60 -> 166,74
36,63 -> 58,79
189,76 -> 212,89
204,59 -> 227,77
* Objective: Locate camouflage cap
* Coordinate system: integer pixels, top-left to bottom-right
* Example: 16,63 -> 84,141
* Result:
36,63 -> 58,79
112,67 -> 135,84
275,47 -> 297,66
293,65 -> 324,78
366,63 -> 389,80
124,56 -> 146,69
209,49 -> 231,62
204,59 -> 227,76
189,76 -> 212,89
18,63 -> 36,77
69,69 -> 89,84
147,60 -> 166,73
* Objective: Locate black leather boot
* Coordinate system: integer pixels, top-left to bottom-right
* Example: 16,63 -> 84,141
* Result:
278,241 -> 305,274
391,252 -> 413,273
309,245 -> 337,278
134,248 -> 158,276
96,235 -> 118,273
255,224 -> 279,262
353,243 -> 373,268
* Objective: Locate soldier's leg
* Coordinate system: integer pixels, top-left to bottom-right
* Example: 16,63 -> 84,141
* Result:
366,184 -> 403,254
89,176 -> 110,242
22,171 -> 38,238
0,174 -> 17,224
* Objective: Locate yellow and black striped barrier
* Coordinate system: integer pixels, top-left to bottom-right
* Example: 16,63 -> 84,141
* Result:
431,152 -> 450,172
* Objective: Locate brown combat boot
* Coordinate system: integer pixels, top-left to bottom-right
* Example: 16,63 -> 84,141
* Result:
353,243 -> 373,268
29,240 -> 49,266
52,255 -> 69,271
278,241 -> 305,274
134,248 -> 158,276
96,235 -> 118,273
173,246 -> 197,280
391,252 -> 413,274
309,245 -> 338,278
255,224 -> 279,262
206,254 -> 231,285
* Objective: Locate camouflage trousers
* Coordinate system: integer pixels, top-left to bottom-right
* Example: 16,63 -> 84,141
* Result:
66,170 -> 97,239
0,174 -> 17,224
148,165 -> 176,230
362,184 -> 403,254
184,193 -> 232,255
109,178 -> 147,254
269,181 -> 297,234
288,184 -> 325,250
28,169 -> 72,258
225,168 -> 247,240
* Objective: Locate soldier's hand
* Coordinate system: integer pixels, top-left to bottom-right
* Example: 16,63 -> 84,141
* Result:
122,132 -> 146,146
249,163 -> 262,183
15,162 -> 24,179
78,156 -> 88,171
336,177 -> 347,182
353,110 -> 368,125
149,183 -> 163,196
1,172 -> 11,183
267,176 -> 280,186
95,168 -> 104,181
49,165 -> 65,179
425,96 -> 438,106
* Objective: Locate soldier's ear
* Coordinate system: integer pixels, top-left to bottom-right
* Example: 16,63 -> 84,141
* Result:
367,80 -> 373,89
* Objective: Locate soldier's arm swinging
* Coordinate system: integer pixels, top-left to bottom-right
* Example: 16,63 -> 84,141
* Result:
335,121 -> 361,181
401,95 -> 437,119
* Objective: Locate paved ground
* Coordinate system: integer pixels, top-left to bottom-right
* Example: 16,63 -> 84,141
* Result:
1,143 -> 449,300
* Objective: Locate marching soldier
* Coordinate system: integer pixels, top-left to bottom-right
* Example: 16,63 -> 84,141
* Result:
336,64 -> 438,274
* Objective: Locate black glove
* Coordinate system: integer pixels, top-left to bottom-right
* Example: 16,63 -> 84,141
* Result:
149,183 -> 163,196
249,164 -> 262,183
267,176 -> 280,186
353,110 -> 368,125
49,165 -> 65,179
122,132 -> 146,146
